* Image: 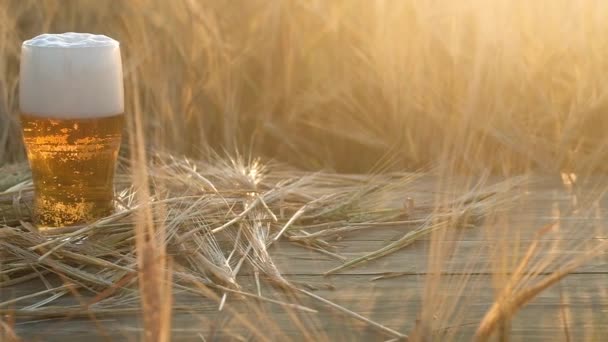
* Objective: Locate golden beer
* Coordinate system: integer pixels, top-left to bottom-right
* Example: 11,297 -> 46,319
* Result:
20,33 -> 124,228
20,114 -> 124,226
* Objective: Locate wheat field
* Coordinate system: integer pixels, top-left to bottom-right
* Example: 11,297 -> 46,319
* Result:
2,0 -> 608,172
1,0 -> 608,341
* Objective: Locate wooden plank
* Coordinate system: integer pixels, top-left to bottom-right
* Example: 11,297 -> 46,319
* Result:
265,236 -> 608,275
6,273 -> 608,341
280,176 -> 608,243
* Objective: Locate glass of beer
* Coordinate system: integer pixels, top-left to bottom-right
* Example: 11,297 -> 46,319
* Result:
19,33 -> 124,229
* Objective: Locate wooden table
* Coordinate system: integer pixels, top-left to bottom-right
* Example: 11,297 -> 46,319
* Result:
3,175 -> 608,341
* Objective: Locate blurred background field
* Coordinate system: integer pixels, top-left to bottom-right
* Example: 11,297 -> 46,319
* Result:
2,0 -> 608,173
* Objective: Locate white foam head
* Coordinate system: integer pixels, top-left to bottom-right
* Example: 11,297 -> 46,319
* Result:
20,33 -> 124,118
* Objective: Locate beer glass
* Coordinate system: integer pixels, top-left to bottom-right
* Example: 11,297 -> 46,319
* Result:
19,33 -> 124,229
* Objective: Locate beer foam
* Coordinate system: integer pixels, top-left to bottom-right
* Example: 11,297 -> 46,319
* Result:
20,33 -> 124,118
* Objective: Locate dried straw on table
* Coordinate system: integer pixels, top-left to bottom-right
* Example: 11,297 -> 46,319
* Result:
0,155 -> 523,339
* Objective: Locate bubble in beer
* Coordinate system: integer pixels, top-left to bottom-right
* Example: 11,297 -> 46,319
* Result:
20,32 -> 124,118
